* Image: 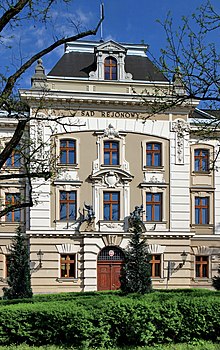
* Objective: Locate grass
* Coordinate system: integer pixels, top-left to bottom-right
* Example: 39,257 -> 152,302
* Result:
0,341 -> 219,350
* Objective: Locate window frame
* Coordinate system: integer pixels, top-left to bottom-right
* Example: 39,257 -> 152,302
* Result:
59,190 -> 77,222
103,140 -> 119,165
5,193 -> 21,222
194,149 -> 209,172
59,139 -> 77,165
195,255 -> 209,278
5,145 -> 21,168
103,191 -> 120,221
146,142 -> 162,167
104,56 -> 117,80
195,196 -> 209,225
146,193 -> 162,222
60,253 -> 77,278
150,254 -> 161,278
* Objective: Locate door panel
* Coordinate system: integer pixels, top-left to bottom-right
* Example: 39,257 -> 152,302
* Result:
97,265 -> 111,290
97,262 -> 123,291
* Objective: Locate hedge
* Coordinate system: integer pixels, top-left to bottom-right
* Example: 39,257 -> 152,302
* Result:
0,294 -> 219,348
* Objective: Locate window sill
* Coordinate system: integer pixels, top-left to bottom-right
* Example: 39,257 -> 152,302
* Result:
143,166 -> 164,170
56,278 -> 79,283
192,278 -> 212,283
57,163 -> 79,168
192,171 -> 211,176
101,164 -> 121,168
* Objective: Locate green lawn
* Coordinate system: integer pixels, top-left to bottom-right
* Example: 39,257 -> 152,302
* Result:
0,341 -> 219,350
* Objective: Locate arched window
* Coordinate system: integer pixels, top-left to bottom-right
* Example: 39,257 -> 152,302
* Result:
104,56 -> 117,80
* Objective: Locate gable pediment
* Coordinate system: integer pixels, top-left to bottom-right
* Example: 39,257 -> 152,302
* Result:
96,40 -> 126,54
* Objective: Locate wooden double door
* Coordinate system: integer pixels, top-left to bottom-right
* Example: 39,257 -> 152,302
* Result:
97,261 -> 123,291
97,247 -> 124,291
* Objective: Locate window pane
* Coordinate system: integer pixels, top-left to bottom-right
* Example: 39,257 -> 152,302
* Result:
202,208 -> 208,224
60,192 -> 67,200
195,208 -> 200,224
202,265 -> 207,277
146,205 -> 152,221
155,263 -> 161,277
104,152 -> 110,164
104,193 -> 110,201
69,150 -> 75,164
69,192 -> 76,200
147,154 -> 152,166
112,142 -> 118,149
60,204 -> 67,220
68,140 -> 75,147
154,205 -> 161,221
154,153 -> 161,166
14,210 -> 21,222
104,205 -> 110,220
69,203 -> 76,219
60,151 -> 67,163
60,140 -> 67,147
154,144 -> 161,150
154,194 -> 161,202
112,193 -> 119,201
112,204 -> 119,220
196,265 -> 200,277
112,153 -> 118,165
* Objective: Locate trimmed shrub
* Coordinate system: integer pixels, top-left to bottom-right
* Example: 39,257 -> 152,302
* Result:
0,292 -> 219,348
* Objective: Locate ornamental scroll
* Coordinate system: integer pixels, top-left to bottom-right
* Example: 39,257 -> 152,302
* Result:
171,119 -> 190,165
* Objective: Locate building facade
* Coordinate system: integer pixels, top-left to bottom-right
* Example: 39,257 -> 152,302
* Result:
0,39 -> 220,293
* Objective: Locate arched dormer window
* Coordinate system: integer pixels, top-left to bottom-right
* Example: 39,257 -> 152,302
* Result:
104,56 -> 117,80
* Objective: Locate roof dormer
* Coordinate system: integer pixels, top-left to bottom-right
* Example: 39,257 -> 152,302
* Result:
89,40 -> 133,81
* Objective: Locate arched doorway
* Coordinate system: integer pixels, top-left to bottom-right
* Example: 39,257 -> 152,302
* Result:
97,246 -> 124,291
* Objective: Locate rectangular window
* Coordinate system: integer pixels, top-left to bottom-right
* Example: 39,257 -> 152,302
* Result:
194,149 -> 209,172
6,145 -> 21,167
60,139 -> 76,164
60,191 -> 77,221
104,192 -> 120,221
196,256 -> 209,278
146,193 -> 162,221
60,254 -> 76,278
146,143 -> 161,167
5,194 -> 21,222
195,197 -> 209,224
150,254 -> 161,278
104,141 -> 119,165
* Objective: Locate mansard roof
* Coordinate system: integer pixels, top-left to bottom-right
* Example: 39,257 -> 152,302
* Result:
48,40 -> 168,82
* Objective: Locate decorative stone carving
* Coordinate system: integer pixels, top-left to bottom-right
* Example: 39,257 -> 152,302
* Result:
147,244 -> 166,254
171,119 -> 189,165
102,235 -> 122,246
56,243 -> 79,254
99,222 -> 124,232
191,246 -> 213,255
104,171 -> 119,187
104,124 -> 120,139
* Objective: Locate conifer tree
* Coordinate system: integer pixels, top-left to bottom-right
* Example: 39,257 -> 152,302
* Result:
120,207 -> 152,294
3,226 -> 32,299
212,266 -> 220,290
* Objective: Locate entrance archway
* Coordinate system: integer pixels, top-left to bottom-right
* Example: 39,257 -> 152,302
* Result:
97,246 -> 124,291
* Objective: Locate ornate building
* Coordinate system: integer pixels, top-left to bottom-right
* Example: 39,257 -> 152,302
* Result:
1,39 -> 220,293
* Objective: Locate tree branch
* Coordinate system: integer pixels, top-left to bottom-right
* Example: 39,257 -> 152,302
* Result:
0,0 -> 29,32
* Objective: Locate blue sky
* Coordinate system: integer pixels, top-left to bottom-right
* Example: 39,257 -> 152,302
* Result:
1,0 -> 220,88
